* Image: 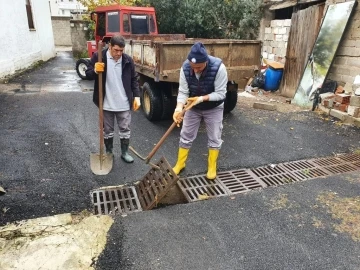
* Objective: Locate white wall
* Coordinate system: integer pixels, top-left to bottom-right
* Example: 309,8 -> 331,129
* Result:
49,0 -> 87,17
0,0 -> 56,79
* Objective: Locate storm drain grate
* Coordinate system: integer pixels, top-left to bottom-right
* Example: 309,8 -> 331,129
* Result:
135,157 -> 179,210
337,153 -> 360,163
90,153 -> 360,210
311,157 -> 344,167
311,154 -> 360,174
90,186 -> 142,215
216,169 -> 267,195
250,164 -> 306,186
321,163 -> 358,174
177,175 -> 228,203
279,160 -> 330,181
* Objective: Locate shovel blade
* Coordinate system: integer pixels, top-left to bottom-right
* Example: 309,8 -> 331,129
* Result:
90,153 -> 113,175
0,186 -> 5,196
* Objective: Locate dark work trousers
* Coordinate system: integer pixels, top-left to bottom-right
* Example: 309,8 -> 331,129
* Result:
103,110 -> 131,140
179,105 -> 224,149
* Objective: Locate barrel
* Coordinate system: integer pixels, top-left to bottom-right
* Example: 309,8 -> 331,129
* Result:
264,66 -> 283,91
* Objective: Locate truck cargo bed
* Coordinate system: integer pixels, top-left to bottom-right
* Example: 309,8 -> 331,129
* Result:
124,38 -> 261,89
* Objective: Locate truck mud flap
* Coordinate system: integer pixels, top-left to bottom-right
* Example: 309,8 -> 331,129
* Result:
224,81 -> 238,114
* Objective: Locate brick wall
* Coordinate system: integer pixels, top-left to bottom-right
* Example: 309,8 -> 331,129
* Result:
262,19 -> 291,64
70,20 -> 88,56
327,0 -> 360,86
51,16 -> 72,46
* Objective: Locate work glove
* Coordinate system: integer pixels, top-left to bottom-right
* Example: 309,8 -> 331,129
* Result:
95,62 -> 105,74
173,106 -> 184,126
133,97 -> 141,111
186,96 -> 204,110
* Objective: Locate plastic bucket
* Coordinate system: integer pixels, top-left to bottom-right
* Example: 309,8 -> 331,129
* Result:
264,66 -> 283,91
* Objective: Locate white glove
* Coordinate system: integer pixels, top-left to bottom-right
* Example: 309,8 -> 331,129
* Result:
173,105 -> 184,126
133,97 -> 141,111
186,96 -> 204,110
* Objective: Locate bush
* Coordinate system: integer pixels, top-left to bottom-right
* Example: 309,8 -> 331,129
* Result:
143,0 -> 263,39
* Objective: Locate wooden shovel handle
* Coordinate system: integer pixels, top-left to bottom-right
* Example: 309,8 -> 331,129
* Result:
97,41 -> 105,162
145,102 -> 193,163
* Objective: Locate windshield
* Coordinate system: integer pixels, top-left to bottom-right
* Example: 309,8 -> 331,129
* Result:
107,11 -> 120,32
130,14 -> 149,34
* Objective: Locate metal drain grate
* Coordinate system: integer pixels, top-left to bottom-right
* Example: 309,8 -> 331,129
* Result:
90,153 -> 360,210
250,164 -> 305,186
311,154 -> 360,174
178,153 -> 360,202
90,186 -> 142,215
216,169 -> 266,195
337,153 -> 360,163
312,157 -> 343,167
280,160 -> 330,180
321,163 -> 358,174
177,175 -> 228,202
135,157 -> 179,210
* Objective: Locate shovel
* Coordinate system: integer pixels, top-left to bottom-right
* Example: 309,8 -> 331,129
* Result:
129,102 -> 192,170
90,41 -> 113,175
0,186 -> 5,196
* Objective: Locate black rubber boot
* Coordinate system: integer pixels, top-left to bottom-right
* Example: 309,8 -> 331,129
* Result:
120,138 -> 134,163
104,138 -> 113,154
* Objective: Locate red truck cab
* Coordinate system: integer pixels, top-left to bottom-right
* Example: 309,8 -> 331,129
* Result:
76,5 -> 159,79
88,5 -> 158,56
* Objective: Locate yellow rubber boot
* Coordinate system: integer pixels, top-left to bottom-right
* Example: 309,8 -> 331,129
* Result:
206,149 -> 219,180
172,147 -> 189,175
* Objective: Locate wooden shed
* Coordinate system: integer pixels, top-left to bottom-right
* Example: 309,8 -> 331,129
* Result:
260,0 -> 360,98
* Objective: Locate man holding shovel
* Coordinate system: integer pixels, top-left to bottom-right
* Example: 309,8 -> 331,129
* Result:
173,42 -> 228,180
86,35 -> 141,163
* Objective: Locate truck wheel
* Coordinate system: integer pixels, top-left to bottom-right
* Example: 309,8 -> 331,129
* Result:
141,82 -> 162,121
76,59 -> 90,80
224,90 -> 238,114
161,90 -> 175,120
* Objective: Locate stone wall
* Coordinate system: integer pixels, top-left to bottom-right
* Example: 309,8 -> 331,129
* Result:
327,0 -> 360,86
70,20 -> 88,56
51,16 -> 72,46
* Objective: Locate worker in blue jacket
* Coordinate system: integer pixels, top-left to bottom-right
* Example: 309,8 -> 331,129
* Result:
173,42 -> 228,180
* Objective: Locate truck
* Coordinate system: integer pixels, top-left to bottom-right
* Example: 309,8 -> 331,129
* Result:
76,4 -> 261,121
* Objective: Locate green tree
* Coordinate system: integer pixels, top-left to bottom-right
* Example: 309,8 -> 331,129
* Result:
143,0 -> 263,39
77,0 -> 140,12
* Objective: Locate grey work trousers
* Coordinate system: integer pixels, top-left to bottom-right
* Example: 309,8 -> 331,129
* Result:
179,105 -> 224,149
103,110 -> 131,139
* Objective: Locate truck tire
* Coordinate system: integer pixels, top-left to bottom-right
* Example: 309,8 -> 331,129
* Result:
76,58 -> 90,80
161,89 -> 175,120
224,90 -> 238,114
141,82 -> 162,121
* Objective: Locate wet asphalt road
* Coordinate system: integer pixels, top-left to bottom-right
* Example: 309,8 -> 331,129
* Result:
1,50 -> 360,269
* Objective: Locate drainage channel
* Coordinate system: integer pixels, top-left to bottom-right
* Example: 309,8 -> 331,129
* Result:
90,153 -> 360,215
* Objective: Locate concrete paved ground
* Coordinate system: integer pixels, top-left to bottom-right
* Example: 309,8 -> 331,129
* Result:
0,50 -> 360,270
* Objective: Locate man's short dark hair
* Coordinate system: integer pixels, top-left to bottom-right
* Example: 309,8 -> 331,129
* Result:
110,35 -> 125,48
